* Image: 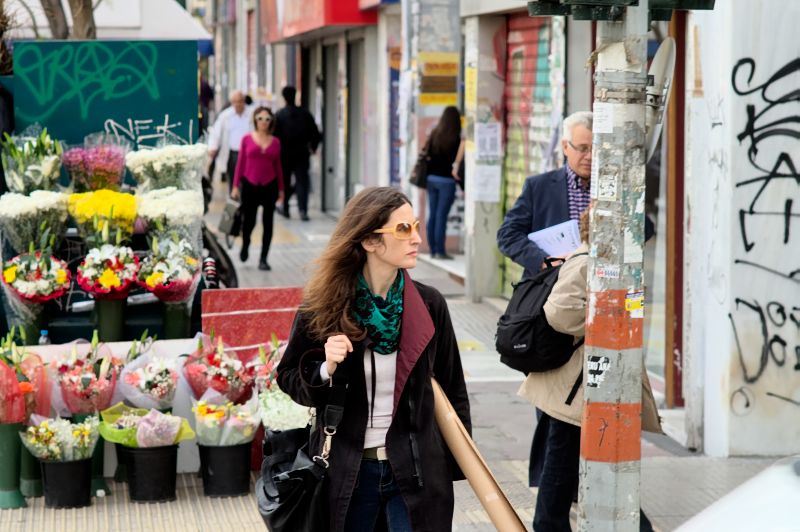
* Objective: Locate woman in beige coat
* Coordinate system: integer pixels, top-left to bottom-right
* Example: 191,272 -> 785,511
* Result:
518,210 -> 661,531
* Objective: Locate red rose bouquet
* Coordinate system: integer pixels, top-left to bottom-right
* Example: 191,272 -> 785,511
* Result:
183,336 -> 258,404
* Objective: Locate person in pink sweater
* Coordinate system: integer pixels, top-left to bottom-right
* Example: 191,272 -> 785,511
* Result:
231,106 -> 285,270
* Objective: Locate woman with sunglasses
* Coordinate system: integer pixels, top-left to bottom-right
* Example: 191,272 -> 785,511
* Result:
231,106 -> 284,270
276,186 -> 471,532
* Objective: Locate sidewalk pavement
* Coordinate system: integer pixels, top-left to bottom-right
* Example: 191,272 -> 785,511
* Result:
0,188 -> 774,531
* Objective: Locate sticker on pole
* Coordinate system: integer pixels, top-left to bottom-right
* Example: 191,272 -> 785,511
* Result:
625,290 -> 645,318
595,265 -> 620,279
593,102 -> 615,134
587,356 -> 611,387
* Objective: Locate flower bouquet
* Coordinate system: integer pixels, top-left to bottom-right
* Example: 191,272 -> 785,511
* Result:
183,337 -> 256,404
62,134 -> 131,192
136,187 -> 204,252
0,334 -> 51,423
76,226 -> 139,341
1,234 -> 71,342
53,334 -> 122,416
0,191 -> 69,254
118,353 -> 180,411
67,189 -> 138,241
0,127 -> 63,195
193,391 -> 260,447
138,236 -> 201,339
19,416 -> 100,508
125,143 -> 208,192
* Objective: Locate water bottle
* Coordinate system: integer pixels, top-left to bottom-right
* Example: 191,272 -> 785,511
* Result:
203,257 -> 218,289
38,329 -> 51,345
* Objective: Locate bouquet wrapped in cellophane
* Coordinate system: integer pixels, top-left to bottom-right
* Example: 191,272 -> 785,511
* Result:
137,235 -> 200,304
0,332 -> 51,424
0,126 -> 63,194
51,333 -> 123,416
98,403 -> 195,448
183,336 -> 259,404
20,415 -> 100,462
67,189 -> 138,241
193,390 -> 260,446
0,191 -> 69,254
62,134 -> 131,192
125,143 -> 208,192
257,337 -> 311,431
118,350 -> 180,411
136,187 -> 204,255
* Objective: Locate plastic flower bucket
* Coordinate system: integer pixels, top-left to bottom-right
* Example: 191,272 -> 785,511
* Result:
126,445 -> 178,503
0,422 -> 26,509
41,459 -> 92,508
198,443 -> 251,497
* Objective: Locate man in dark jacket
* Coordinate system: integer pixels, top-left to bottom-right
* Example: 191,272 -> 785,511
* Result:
497,111 -> 594,280
273,86 -> 321,221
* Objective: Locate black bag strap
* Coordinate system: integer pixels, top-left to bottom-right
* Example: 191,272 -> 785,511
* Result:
564,338 -> 585,406
314,367 -> 348,468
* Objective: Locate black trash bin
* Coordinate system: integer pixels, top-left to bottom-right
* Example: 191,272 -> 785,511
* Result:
126,445 -> 178,503
198,443 -> 251,497
41,459 -> 92,508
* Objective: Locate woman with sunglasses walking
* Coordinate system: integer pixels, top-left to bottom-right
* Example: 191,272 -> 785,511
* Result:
276,187 -> 472,532
231,106 -> 284,270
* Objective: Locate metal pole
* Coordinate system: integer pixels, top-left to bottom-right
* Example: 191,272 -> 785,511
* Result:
578,1 -> 649,530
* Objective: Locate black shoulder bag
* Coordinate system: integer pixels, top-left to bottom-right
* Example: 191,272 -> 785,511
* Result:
256,373 -> 346,532
410,139 -> 431,188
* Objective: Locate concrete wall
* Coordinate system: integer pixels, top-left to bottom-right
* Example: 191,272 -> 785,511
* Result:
685,0 -> 800,456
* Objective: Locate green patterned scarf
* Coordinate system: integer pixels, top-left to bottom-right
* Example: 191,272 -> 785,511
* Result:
353,271 -> 404,355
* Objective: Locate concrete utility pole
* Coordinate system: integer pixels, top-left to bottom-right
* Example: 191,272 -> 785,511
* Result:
579,1 -> 649,529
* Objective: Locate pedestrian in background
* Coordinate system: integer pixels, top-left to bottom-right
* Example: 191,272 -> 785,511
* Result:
274,85 -> 321,221
207,90 -> 254,194
518,209 -> 661,532
422,106 -> 463,260
276,187 -> 471,531
231,106 -> 284,271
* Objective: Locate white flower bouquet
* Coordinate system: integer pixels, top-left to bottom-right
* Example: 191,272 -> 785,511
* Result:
0,191 -> 69,254
0,127 -> 63,194
20,415 -> 100,462
138,236 -> 200,304
125,143 -> 208,192
98,403 -> 195,448
259,386 -> 311,432
77,244 -> 140,300
118,353 -> 180,411
136,187 -> 204,253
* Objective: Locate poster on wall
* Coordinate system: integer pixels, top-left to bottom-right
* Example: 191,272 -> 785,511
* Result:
389,47 -> 401,187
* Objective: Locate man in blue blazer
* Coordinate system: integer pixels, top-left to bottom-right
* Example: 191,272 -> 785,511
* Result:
497,111 -> 594,279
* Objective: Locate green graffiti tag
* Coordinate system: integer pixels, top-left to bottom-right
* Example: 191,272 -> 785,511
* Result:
14,41 -> 160,123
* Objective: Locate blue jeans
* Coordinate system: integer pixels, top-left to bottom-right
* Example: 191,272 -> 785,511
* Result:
426,175 -> 456,255
344,459 -> 412,532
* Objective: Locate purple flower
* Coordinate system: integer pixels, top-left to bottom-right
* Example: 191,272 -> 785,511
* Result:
64,145 -> 128,191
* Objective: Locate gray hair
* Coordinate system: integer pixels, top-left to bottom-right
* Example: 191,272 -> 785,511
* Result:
562,111 -> 593,142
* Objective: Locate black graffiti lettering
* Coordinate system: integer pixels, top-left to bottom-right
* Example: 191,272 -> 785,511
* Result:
729,299 -> 770,384
767,301 -> 787,327
796,345 -> 800,371
769,335 -> 787,366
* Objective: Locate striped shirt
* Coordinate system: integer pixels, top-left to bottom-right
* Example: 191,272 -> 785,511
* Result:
566,165 -> 591,221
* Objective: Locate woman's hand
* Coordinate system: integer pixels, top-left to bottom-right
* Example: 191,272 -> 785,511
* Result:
324,334 -> 353,376
231,187 -> 240,201
277,191 -> 285,206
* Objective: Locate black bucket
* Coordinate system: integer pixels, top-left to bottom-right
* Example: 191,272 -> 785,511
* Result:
41,459 -> 92,509
114,444 -> 128,483
126,446 -> 178,503
198,443 -> 251,497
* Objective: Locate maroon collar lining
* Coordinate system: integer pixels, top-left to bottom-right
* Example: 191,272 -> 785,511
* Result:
393,270 -> 434,413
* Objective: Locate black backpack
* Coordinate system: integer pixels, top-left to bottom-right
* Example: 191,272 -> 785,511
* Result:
496,254 -> 587,374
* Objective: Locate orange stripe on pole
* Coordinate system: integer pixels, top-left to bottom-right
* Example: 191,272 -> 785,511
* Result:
586,290 -> 643,350
580,402 -> 641,463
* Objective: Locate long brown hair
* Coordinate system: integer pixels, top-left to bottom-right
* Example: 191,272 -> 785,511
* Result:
428,106 -> 461,155
302,187 -> 411,341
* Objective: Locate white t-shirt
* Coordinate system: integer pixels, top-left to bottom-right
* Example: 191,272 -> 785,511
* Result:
226,110 -> 253,151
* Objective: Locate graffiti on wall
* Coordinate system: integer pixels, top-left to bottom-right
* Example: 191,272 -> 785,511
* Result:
728,56 -> 800,414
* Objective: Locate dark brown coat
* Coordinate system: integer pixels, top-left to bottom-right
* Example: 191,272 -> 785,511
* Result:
276,271 -> 471,531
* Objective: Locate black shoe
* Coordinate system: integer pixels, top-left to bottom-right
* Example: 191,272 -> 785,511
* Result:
439,253 -> 454,260
300,212 -> 310,222
279,206 -> 290,219
258,260 -> 271,271
240,248 -> 248,262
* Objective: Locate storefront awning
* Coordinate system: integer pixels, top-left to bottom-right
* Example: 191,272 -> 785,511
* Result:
261,0 -> 377,44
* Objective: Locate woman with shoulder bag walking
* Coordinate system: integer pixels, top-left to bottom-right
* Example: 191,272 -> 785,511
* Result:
276,186 -> 472,532
422,106 -> 464,260
231,106 -> 284,271
519,208 -> 662,532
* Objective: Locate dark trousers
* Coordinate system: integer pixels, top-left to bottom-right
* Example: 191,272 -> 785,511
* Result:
240,178 -> 279,262
532,412 -> 653,532
281,159 -> 311,216
226,150 -> 239,195
343,459 -> 412,532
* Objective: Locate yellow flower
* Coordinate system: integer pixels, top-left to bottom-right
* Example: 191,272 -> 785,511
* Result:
55,269 -> 67,284
145,271 -> 164,288
3,265 -> 17,284
185,256 -> 198,268
98,268 -> 121,289
68,190 -> 138,233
